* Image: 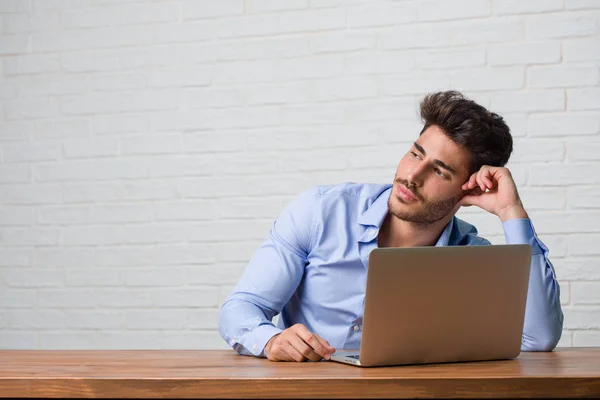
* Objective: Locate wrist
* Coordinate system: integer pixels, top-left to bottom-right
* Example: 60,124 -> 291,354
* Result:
498,204 -> 528,222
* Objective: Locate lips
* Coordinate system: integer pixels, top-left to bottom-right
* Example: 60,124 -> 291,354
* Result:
396,184 -> 419,202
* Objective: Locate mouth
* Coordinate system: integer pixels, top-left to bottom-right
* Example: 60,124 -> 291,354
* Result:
396,184 -> 419,203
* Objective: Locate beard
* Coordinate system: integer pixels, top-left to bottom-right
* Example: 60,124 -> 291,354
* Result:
388,178 -> 460,226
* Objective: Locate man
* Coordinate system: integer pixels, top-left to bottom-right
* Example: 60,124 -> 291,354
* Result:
218,90 -> 564,362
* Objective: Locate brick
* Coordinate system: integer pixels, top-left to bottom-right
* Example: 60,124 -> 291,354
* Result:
216,197 -> 283,219
313,76 -> 378,102
62,3 -> 178,28
154,200 -> 214,221
536,234 -> 567,257
573,331 -> 600,346
161,331 -> 231,350
3,141 -> 62,163
148,156 -> 214,178
528,66 -> 599,88
92,331 -> 161,349
517,188 -> 566,210
5,309 -> 66,329
66,311 -> 125,329
218,9 -> 345,39
568,88 -> 600,111
311,31 -> 376,54
563,37 -> 600,62
61,50 -> 120,72
89,72 -> 147,92
569,234 -> 600,256
39,289 -> 98,308
556,331 -> 573,347
502,113 -> 528,137
94,247 -> 155,267
416,47 -> 486,69
566,0 -> 600,10
4,98 -> 60,120
32,26 -> 154,52
63,137 -> 119,159
569,186 -> 600,208
562,307 -> 600,329
123,224 -> 186,245
530,163 -> 600,186
572,282 -> 600,304
559,281 -> 570,305
33,0 -> 89,10
187,220 -> 272,243
150,288 -> 219,308
92,204 -> 153,224
527,12 -> 598,40
37,206 -> 92,225
34,159 -> 148,182
149,67 -> 212,87
93,114 -> 148,135
121,134 -> 182,155
0,122 -> 30,142
120,268 -> 186,287
0,34 -> 29,55
528,211 -> 600,234
219,37 -> 310,61
246,0 -> 307,13
182,0 -> 243,20
36,248 -> 95,268
490,90 -> 565,112
347,3 -> 417,27
380,17 -> 522,49
94,289 -> 153,308
124,309 -> 188,330
62,182 -> 124,203
1,184 -> 62,205
0,228 -> 60,246
418,0 -> 490,21
187,309 -> 220,329
153,21 -> 217,44
0,331 -> 37,349
0,289 -> 37,308
488,42 -> 561,65
568,140 -> 600,161
213,241 -> 263,262
530,112 -> 600,137
62,226 -> 125,246
3,267 -> 64,288
212,60 -> 276,84
0,165 -> 34,184
21,75 -> 91,97
511,138 -> 563,163
494,0 -> 563,15
39,331 -> 98,349
3,54 -> 60,75
2,11 -> 59,34
33,120 -> 90,139
154,244 -> 214,265
185,264 -> 247,285
344,51 -> 415,75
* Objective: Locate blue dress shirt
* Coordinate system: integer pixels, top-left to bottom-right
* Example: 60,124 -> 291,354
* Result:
218,183 -> 564,357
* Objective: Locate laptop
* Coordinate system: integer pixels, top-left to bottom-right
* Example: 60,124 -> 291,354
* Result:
330,244 -> 532,367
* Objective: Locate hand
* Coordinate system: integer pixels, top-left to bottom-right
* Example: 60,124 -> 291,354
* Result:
264,323 -> 335,362
459,166 -> 528,222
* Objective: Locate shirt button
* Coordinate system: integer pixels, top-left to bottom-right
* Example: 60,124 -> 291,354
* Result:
353,325 -> 361,332
369,228 -> 377,236
252,344 -> 257,350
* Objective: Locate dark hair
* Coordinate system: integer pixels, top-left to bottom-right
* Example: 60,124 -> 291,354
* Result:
419,90 -> 513,175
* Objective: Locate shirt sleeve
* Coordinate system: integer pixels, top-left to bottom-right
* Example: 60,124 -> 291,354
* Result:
503,218 -> 564,351
218,186 -> 320,357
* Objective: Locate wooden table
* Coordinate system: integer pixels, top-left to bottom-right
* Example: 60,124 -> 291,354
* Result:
1,348 -> 599,398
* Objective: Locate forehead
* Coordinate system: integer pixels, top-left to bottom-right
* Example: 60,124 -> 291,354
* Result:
416,126 -> 472,175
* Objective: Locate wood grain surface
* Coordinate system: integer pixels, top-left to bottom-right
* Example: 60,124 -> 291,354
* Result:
1,347 -> 599,398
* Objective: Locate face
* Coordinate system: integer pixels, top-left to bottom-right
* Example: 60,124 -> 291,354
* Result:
389,125 -> 472,225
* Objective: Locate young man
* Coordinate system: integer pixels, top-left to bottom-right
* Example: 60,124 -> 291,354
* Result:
218,91 -> 564,362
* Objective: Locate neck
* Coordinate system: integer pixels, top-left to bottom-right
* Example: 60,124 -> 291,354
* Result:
378,212 -> 454,248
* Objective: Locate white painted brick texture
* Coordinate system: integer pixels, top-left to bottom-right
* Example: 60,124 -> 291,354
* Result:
0,0 -> 599,350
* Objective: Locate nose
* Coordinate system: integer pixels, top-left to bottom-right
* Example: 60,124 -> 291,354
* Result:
406,162 -> 426,187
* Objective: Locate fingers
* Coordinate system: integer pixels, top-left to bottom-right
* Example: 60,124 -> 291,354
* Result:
266,324 -> 336,362
462,167 -> 496,192
293,324 -> 335,360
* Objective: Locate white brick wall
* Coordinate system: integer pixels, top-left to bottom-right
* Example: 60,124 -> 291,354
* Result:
0,0 -> 599,350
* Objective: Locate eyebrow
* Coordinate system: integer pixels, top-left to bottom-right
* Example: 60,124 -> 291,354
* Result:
413,142 -> 457,175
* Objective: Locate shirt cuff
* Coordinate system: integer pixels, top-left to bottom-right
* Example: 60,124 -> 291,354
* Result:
246,324 -> 283,358
502,218 -> 545,255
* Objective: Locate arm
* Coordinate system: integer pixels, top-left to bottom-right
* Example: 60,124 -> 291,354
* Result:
218,186 -> 318,357
503,218 -> 563,351
460,166 -> 564,351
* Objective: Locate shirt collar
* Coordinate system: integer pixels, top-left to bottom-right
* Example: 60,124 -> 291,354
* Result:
357,185 -> 455,247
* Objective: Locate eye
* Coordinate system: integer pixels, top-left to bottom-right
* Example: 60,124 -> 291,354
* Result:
410,151 -> 421,160
434,168 -> 447,179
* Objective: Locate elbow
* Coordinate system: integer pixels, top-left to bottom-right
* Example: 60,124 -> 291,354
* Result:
521,324 -> 563,352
